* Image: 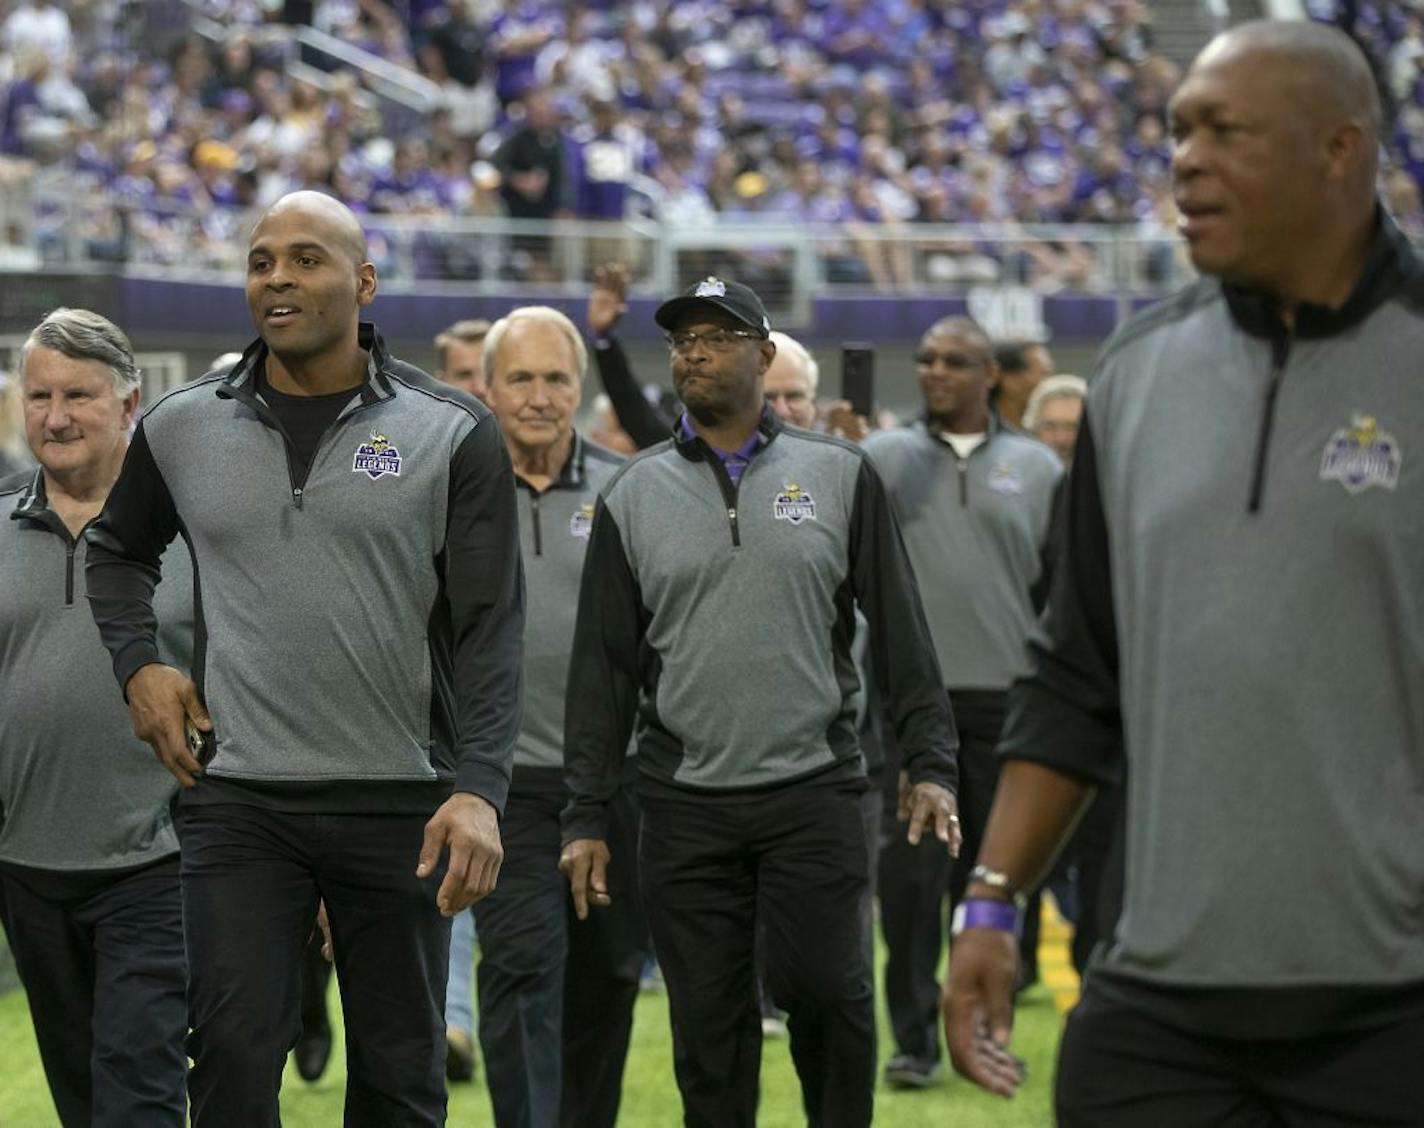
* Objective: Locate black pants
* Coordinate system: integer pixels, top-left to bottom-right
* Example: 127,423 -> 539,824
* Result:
878,690 -> 1005,1062
176,803 -> 451,1128
472,782 -> 647,1128
642,780 -> 875,1128
0,857 -> 187,1128
1057,985 -> 1424,1127
561,784 -> 648,1128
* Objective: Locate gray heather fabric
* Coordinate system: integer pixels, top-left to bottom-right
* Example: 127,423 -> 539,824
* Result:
515,436 -> 623,772
1087,287 -> 1424,989
0,471 -> 192,870
864,422 -> 1061,690
601,431 -> 867,788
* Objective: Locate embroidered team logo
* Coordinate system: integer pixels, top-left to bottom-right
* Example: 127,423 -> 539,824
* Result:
570,503 -> 595,539
1319,414 -> 1400,495
694,277 -> 727,297
988,462 -> 1024,495
352,430 -> 402,480
773,483 -> 817,525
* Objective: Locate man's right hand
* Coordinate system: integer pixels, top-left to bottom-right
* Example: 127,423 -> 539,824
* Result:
587,263 -> 629,337
943,926 -> 1025,1097
559,838 -> 612,920
126,662 -> 211,788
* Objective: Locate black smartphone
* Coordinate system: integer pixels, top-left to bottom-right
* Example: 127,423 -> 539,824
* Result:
840,344 -> 875,419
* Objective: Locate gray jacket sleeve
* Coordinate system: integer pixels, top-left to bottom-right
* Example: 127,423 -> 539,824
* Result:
444,419 -> 526,811
849,456 -> 960,792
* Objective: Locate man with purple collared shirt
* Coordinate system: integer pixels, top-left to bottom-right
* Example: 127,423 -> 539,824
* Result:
560,277 -> 961,1126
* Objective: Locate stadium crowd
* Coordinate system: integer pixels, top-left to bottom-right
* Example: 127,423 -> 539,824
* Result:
0,9 -> 1422,1128
3,0 -> 1421,283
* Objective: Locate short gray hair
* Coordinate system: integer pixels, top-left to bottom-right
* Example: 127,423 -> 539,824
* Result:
769,331 -> 820,394
1023,374 -> 1087,433
22,308 -> 140,397
483,306 -> 588,384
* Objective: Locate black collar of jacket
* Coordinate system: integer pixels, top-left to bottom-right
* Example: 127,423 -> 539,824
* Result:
215,321 -> 395,405
8,467 -> 72,540
516,431 -> 588,492
672,404 -> 783,463
8,466 -> 46,520
1222,207 -> 1422,342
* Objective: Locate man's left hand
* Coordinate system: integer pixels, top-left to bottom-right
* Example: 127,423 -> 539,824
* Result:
899,774 -> 962,856
417,793 -> 503,916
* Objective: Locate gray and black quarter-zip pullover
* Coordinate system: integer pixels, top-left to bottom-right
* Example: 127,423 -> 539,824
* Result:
864,419 -> 1062,691
1000,213 -> 1424,1031
514,433 -> 624,785
561,410 -> 957,843
0,470 -> 192,870
85,323 -> 525,816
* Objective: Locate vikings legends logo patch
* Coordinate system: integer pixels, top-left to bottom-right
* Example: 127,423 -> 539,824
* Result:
352,430 -> 402,479
1319,414 -> 1400,495
773,483 -> 817,524
570,502 -> 595,539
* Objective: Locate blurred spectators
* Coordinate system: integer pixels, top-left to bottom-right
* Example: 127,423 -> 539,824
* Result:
0,0 -> 1417,284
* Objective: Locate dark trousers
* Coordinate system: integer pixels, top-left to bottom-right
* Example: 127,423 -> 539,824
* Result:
642,780 -> 875,1128
0,857 -> 187,1128
1057,985 -> 1424,1127
878,690 -> 1005,1061
473,782 -> 647,1128
561,784 -> 648,1128
175,803 -> 451,1128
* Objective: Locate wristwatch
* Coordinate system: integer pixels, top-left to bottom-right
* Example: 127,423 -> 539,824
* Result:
966,864 -> 1027,911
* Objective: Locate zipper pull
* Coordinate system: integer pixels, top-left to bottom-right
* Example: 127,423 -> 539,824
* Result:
728,507 -> 737,521
292,487 -> 304,510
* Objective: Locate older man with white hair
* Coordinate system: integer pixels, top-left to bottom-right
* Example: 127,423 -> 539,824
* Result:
472,306 -> 647,1128
0,308 -> 192,1127
1022,374 -> 1087,468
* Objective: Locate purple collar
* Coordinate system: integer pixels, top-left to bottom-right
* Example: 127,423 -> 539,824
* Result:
677,413 -> 763,483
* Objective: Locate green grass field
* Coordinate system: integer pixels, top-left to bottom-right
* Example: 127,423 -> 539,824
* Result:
0,927 -> 1071,1127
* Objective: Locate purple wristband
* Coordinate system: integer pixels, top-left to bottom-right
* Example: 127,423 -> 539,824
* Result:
951,897 -> 1023,939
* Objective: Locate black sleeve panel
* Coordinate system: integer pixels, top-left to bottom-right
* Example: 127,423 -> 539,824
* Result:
593,338 -> 673,450
85,421 -> 182,695
1030,474 -> 1066,615
446,419 -> 526,812
849,457 -> 960,792
999,410 -> 1125,787
561,497 -> 643,843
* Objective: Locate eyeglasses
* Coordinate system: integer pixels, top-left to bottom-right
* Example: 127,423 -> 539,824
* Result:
665,329 -> 766,353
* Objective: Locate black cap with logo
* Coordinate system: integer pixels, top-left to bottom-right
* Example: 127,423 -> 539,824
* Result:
654,277 -> 772,336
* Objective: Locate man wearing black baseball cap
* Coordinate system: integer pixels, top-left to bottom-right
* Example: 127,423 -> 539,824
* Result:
561,276 -> 961,1125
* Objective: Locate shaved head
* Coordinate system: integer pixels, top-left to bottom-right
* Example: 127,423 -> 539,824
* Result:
1194,20 -> 1381,158
253,190 -> 368,265
1171,18 -> 1381,305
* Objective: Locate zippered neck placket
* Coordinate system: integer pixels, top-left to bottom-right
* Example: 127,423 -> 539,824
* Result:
1247,333 -> 1292,514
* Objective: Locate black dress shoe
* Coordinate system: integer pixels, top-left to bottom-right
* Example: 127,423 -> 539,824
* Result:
294,1022 -> 332,1082
446,1027 -> 476,1083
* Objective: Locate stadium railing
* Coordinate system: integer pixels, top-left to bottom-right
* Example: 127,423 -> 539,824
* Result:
27,185 -> 1196,317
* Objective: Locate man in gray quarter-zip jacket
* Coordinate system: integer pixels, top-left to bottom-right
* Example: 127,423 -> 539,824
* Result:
446,306 -> 646,1128
945,22 -> 1424,1125
863,315 -> 1061,1090
0,309 -> 190,1127
84,192 -> 525,1128
560,277 -> 961,1128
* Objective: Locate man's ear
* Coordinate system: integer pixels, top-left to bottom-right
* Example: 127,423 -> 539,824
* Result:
357,261 -> 378,307
758,338 -> 777,374
121,386 -> 141,429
